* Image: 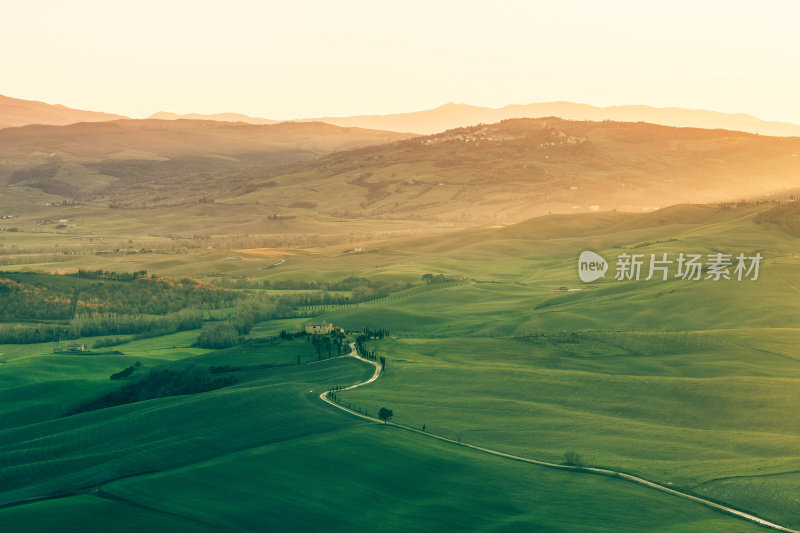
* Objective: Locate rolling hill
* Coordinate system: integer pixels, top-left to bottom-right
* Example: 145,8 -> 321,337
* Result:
0,332 -> 771,532
0,119 -> 415,196
0,94 -> 126,130
2,117 -> 800,248
2,201 -> 798,530
230,117 -> 800,224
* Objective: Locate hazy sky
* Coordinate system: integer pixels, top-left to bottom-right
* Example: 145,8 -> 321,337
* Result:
2,0 -> 799,122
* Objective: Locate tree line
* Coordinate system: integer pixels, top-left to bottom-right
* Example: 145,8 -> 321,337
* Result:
354,328 -> 388,366
194,298 -> 280,349
0,309 -> 204,344
311,332 -> 346,360
421,273 -> 461,284
65,364 -> 236,416
215,275 -> 412,304
0,271 -> 238,321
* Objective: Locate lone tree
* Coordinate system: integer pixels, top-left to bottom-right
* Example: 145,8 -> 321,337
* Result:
564,451 -> 584,467
378,407 -> 393,424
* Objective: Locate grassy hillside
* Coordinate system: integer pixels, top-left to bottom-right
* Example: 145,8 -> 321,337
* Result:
0,336 -> 768,533
756,200 -> 800,236
0,495 -> 215,533
249,118 -> 800,224
2,202 -> 799,530
0,354 -> 372,504
98,426 -> 764,533
2,118 -> 798,277
286,204 -> 798,528
2,118 -> 798,244
338,332 -> 800,526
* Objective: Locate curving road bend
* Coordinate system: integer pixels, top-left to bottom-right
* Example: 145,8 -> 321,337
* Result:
321,343 -> 799,533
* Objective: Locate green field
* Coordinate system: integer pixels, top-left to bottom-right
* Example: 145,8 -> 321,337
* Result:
98,426 -> 766,533
1,202 -> 799,531
0,347 -> 770,533
336,333 -> 800,526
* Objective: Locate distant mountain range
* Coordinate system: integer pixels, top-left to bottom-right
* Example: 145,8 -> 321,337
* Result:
0,94 -> 126,130
301,102 -> 800,137
154,102 -> 800,138
4,94 -> 800,138
149,102 -> 800,137
149,111 -> 279,125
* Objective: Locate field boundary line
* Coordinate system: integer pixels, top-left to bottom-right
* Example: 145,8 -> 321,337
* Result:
300,280 -> 467,314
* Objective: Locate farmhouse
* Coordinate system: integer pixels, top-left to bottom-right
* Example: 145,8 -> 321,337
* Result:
64,344 -> 87,353
305,321 -> 335,334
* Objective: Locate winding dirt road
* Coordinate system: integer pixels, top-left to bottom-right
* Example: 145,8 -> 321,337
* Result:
321,343 -> 799,533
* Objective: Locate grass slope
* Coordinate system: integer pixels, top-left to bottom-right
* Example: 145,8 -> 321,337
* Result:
0,495 -> 215,533
0,356 -> 373,505
100,426 -> 765,532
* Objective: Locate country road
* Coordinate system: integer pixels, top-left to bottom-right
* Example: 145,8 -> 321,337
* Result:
322,343 -> 799,533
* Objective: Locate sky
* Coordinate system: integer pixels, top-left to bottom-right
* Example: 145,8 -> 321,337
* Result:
2,0 -> 799,122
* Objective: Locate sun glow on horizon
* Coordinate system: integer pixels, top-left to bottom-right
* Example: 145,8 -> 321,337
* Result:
2,0 -> 799,123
